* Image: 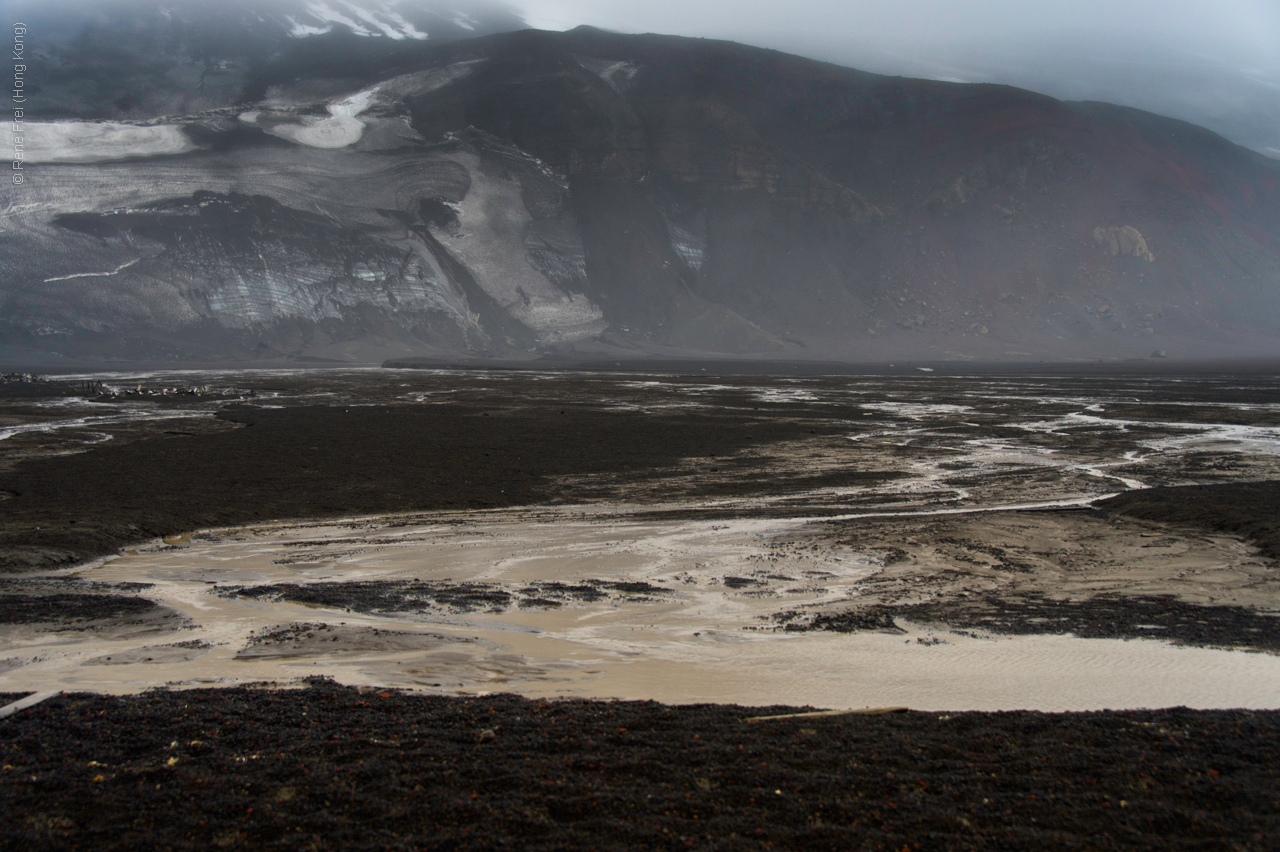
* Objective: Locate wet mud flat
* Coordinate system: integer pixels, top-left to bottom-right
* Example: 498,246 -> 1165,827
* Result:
3,367 -> 1280,845
784,592 -> 1280,652
2,684 -> 1278,851
774,488 -> 1280,653
3,368 -> 1280,698
5,507 -> 1280,710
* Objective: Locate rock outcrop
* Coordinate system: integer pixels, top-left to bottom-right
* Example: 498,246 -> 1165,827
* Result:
1093,226 -> 1156,262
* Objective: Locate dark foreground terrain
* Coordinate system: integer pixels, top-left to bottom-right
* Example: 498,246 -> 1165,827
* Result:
2,683 -> 1277,851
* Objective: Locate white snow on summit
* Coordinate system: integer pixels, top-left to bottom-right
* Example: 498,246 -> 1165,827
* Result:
285,16 -> 333,37
287,0 -> 430,40
451,10 -> 479,31
303,2 -> 373,36
382,8 -> 431,39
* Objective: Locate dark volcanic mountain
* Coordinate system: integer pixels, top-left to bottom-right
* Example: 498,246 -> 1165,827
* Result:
4,20 -> 1280,363
3,0 -> 523,120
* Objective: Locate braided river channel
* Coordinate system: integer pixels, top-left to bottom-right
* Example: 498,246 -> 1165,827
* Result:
3,365 -> 1279,711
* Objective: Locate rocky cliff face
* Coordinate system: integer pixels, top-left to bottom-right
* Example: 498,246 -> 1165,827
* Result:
3,21 -> 1280,363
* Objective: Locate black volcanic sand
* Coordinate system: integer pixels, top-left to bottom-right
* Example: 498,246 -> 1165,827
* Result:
221,578 -> 675,616
0,380 -> 91,401
2,684 -> 1277,851
1099,482 -> 1280,563
780,593 -> 1280,653
0,401 -> 849,574
0,593 -> 161,625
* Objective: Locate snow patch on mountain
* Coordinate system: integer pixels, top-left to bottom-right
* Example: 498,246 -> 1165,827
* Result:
576,57 -> 641,92
265,116 -> 365,149
287,0 -> 430,40
285,16 -> 333,37
450,10 -> 479,31
261,86 -> 382,149
383,8 -> 431,39
251,61 -> 480,150
6,123 -> 199,164
373,60 -> 486,101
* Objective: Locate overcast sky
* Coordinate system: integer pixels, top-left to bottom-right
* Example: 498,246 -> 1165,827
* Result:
517,0 -> 1280,67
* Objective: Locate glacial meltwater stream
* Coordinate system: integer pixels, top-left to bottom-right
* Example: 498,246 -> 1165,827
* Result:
3,504 -> 1279,711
